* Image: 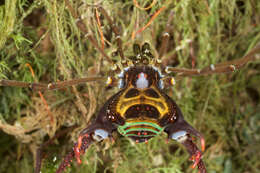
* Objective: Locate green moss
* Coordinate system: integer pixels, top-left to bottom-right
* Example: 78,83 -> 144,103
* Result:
0,0 -> 259,173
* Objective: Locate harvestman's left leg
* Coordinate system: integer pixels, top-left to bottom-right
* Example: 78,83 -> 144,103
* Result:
165,119 -> 206,173
56,122 -> 115,173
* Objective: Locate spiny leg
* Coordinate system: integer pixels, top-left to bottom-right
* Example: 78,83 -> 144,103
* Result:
34,125 -> 77,173
56,79 -> 125,173
181,135 -> 206,173
164,114 -> 206,172
167,126 -> 206,172
0,76 -> 105,91
56,135 -> 93,173
165,43 -> 260,77
56,122 -> 114,173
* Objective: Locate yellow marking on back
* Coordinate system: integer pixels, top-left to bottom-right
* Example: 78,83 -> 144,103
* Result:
116,86 -> 169,118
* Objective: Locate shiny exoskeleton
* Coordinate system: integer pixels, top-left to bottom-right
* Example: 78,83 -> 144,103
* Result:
56,43 -> 206,173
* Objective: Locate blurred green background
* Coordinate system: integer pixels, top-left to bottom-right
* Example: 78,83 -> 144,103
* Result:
0,0 -> 259,173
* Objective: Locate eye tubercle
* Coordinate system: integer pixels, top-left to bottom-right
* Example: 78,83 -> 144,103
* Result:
138,73 -> 147,79
136,72 -> 149,89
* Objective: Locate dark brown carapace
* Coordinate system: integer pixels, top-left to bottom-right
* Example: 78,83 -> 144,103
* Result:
55,43 -> 206,173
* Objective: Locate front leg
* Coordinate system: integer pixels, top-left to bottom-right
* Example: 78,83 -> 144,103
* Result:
56,92 -> 122,173
56,88 -> 126,173
181,135 -> 206,173
56,122 -> 115,173
164,116 -> 206,173
165,119 -> 206,173
56,122 -> 112,173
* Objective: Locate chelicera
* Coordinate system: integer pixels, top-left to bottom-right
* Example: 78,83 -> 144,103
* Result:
1,3 -> 259,173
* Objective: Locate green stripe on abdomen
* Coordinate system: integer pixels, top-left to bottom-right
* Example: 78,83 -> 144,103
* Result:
118,121 -> 164,137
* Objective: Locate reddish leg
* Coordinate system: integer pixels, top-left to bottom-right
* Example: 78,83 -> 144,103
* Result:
164,116 -> 206,173
56,122 -> 113,173
182,136 -> 206,173
56,135 -> 94,173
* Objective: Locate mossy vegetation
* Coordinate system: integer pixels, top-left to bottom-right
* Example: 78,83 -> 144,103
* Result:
0,0 -> 260,173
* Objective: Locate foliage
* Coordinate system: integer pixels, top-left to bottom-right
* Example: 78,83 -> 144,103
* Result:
0,0 -> 259,173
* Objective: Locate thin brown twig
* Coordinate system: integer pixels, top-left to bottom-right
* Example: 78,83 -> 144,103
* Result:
132,6 -> 166,40
133,0 -> 157,10
85,33 -> 114,64
95,8 -> 105,50
159,10 -> 174,58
